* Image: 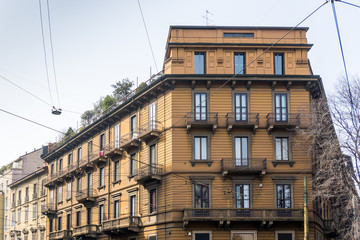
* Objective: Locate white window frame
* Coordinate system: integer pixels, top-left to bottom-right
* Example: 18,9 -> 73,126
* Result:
275,230 -> 295,240
114,124 -> 120,148
192,230 -> 212,240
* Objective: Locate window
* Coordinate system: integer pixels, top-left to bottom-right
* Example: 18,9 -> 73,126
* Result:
68,153 -> 73,165
274,53 -> 284,75
33,205 -> 36,219
276,184 -> 292,208
33,183 -> 37,198
235,184 -> 250,208
275,137 -> 289,161
59,159 -> 63,171
76,211 -> 81,226
114,161 -> 120,182
58,186 -> 63,202
18,190 -> 21,204
130,115 -> 137,139
49,218 -> 53,232
194,52 -> 206,74
67,182 -> 71,199
51,164 -> 54,175
194,183 -> 209,208
41,179 -> 45,196
224,32 -> 254,38
66,213 -> 71,230
275,93 -> 288,122
100,133 -> 105,151
5,197 -> 8,211
76,177 -> 81,193
232,231 -> 257,240
149,145 -> 156,172
130,153 -> 137,176
234,137 -> 248,166
114,200 -> 120,218
50,190 -> 54,205
193,231 -> 212,240
234,53 -> 245,74
87,208 -> 91,224
149,102 -> 156,130
87,173 -> 92,193
234,93 -> 248,121
25,207 -> 28,221
148,236 -> 157,240
149,189 -> 157,214
130,195 -> 137,216
58,216 -> 62,230
11,211 -> 15,227
114,124 -> 120,148
77,147 -> 82,164
194,93 -> 207,121
6,180 -> 8,193
18,208 -> 21,223
4,215 -> 8,231
99,167 -> 105,187
25,187 -> 29,202
276,231 -> 295,240
194,136 -> 207,161
88,141 -> 93,156
99,204 -> 104,223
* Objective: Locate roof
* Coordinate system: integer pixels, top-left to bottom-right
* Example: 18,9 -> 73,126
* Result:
169,25 -> 309,31
8,166 -> 48,189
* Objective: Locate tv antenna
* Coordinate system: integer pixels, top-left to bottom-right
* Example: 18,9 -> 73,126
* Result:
202,10 -> 214,26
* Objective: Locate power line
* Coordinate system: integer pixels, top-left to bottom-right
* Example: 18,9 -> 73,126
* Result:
38,0 -> 54,107
45,0 -> 61,108
0,108 -> 64,134
137,0 -> 158,72
337,0 -> 360,9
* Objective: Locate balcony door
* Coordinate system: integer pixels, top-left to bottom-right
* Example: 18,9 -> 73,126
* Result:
131,115 -> 137,139
149,144 -> 156,174
114,124 -> 120,148
194,93 -> 207,121
87,173 -> 92,196
275,94 -> 287,122
235,137 -> 248,166
130,195 -> 136,216
276,184 -> 292,217
149,102 -> 156,130
235,93 -> 247,121
235,184 -> 250,217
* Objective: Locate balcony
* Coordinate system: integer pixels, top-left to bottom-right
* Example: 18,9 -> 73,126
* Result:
41,190 -> 46,196
103,142 -> 123,158
226,113 -> 259,133
138,121 -> 162,143
44,173 -> 58,187
17,199 -> 21,205
102,216 -> 140,234
266,113 -> 300,132
75,189 -> 97,204
73,224 -> 101,238
312,212 -> 337,237
41,203 -> 56,216
183,208 -> 303,228
186,112 -> 218,133
134,164 -> 164,185
25,196 -> 29,203
119,131 -> 139,152
221,158 -> 267,178
32,193 -> 37,200
11,201 -> 15,208
49,230 -> 72,240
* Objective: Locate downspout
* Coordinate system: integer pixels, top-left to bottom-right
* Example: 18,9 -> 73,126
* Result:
108,124 -> 111,222
163,90 -> 167,240
0,190 -> 4,240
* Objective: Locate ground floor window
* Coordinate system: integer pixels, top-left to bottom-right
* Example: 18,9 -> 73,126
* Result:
193,231 -> 212,240
232,230 -> 257,240
276,231 -> 295,240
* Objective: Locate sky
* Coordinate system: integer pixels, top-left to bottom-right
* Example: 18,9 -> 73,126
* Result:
0,0 -> 359,165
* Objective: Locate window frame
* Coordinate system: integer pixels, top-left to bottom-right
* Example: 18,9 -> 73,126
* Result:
232,134 -> 252,167
272,134 -> 293,167
100,133 -> 105,151
274,52 -> 284,75
192,178 -> 212,209
114,123 -> 120,149
273,92 -> 289,122
57,185 -> 63,203
114,160 -> 120,182
193,92 -> 208,122
114,200 -> 120,219
149,187 -> 157,215
192,230 -> 212,240
273,179 -> 294,209
76,211 -> 81,227
130,114 -> 138,139
194,52 -> 206,74
66,181 -> 72,200
191,133 -> 211,166
99,204 -> 105,224
232,179 -> 253,209
77,147 -> 82,164
234,52 -> 246,74
99,166 -> 105,187
129,153 -> 137,176
231,230 -> 257,240
275,230 -> 295,240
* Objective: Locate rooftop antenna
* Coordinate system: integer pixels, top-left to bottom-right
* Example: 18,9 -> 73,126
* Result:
202,10 -> 214,26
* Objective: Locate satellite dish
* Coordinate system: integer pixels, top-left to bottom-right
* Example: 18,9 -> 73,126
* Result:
52,107 -> 62,115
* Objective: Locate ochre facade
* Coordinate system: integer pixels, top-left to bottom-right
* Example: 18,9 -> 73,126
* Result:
42,26 -> 332,240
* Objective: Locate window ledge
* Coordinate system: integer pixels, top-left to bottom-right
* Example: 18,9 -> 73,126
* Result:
272,160 -> 294,167
190,160 -> 213,167
112,180 -> 121,185
128,175 -> 135,179
66,198 -> 71,201
58,201 -> 63,205
98,185 -> 106,190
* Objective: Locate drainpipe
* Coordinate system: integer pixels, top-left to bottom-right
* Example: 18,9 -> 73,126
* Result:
0,190 -> 4,240
304,177 -> 309,240
108,124 -> 111,223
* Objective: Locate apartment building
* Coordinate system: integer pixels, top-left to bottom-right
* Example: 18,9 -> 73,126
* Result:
1,147 -> 47,240
42,26 -> 334,240
7,167 -> 47,240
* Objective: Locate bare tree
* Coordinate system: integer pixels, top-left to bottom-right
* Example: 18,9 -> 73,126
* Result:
297,77 -> 360,239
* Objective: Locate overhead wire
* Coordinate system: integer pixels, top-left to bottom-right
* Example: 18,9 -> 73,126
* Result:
137,0 -> 158,72
337,0 -> 360,9
0,108 -> 65,134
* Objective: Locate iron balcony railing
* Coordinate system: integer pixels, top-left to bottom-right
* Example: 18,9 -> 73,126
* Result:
41,203 -> 56,214
73,224 -> 101,236
186,112 -> 218,125
266,113 -> 300,129
134,164 -> 164,183
138,121 -> 162,140
183,208 -> 303,221
226,113 -> 259,128
32,193 -> 37,200
25,196 -> 29,203
49,230 -> 72,240
75,189 -> 97,202
11,201 -> 15,208
102,216 -> 140,232
44,173 -> 58,186
119,131 -> 139,150
221,158 -> 267,176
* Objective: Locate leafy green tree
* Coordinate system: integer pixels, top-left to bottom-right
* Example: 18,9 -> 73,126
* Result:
81,110 -> 95,125
112,78 -> 134,101
136,82 -> 148,93
102,95 -> 116,111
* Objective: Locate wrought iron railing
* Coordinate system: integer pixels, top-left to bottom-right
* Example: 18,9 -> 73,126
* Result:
183,208 -> 303,220
266,113 -> 300,127
221,158 -> 267,175
41,203 -> 56,213
186,112 -> 218,125
102,216 -> 140,231
226,113 -> 259,126
75,189 -> 97,202
138,121 -> 162,138
134,164 -> 164,182
49,230 -> 72,240
119,131 -> 139,148
73,224 -> 100,236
